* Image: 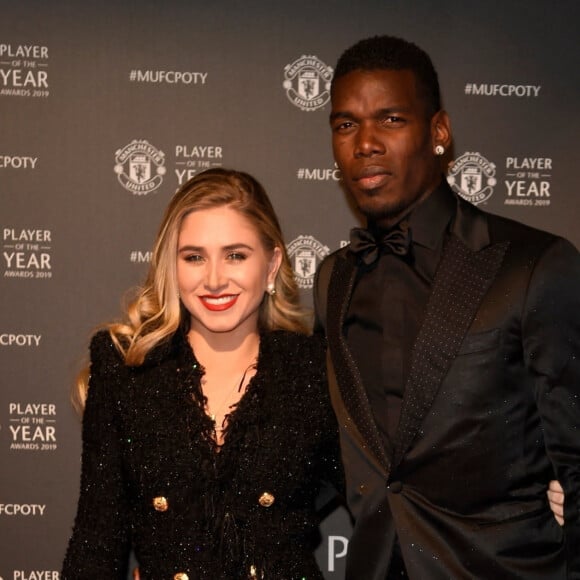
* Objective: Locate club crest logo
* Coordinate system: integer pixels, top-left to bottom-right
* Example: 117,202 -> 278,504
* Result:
283,55 -> 333,112
114,139 -> 166,195
287,235 -> 330,289
447,152 -> 496,205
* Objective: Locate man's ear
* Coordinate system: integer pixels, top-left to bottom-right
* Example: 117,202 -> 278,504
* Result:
431,110 -> 452,152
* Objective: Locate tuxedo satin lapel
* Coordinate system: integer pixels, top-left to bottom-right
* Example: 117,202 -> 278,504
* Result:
327,253 -> 391,471
392,233 -> 509,469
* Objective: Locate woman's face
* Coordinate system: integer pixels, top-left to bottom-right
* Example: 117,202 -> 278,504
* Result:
176,205 -> 281,340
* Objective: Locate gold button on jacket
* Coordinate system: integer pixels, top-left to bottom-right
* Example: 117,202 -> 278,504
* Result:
152,496 -> 168,512
258,492 -> 275,507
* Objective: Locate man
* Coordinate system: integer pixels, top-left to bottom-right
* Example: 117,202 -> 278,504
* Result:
314,35 -> 579,579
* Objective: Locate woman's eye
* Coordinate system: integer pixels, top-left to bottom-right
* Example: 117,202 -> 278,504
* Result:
228,252 -> 246,261
184,254 -> 203,262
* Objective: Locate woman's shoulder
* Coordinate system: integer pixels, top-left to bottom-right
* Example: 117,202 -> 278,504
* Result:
85,330 -> 134,388
89,329 -> 124,363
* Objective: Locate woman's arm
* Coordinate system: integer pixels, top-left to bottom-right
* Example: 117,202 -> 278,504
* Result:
61,332 -> 131,579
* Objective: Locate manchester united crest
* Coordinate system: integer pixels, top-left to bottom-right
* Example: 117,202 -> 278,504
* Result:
114,139 -> 166,195
287,234 -> 330,289
283,55 -> 333,112
447,152 -> 496,205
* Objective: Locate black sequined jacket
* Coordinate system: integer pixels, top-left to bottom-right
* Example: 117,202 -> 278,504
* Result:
62,329 -> 342,580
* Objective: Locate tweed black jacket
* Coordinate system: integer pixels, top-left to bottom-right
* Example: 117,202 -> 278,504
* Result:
62,329 -> 342,580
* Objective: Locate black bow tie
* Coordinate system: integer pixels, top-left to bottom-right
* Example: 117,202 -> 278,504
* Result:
349,224 -> 412,266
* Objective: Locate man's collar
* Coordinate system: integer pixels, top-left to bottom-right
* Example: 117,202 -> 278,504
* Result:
406,180 -> 456,249
363,179 -> 491,257
367,180 -> 456,250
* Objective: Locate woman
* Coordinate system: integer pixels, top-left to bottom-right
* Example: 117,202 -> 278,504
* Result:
62,168 -> 342,579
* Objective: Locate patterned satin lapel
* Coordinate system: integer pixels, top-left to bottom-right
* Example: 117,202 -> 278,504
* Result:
327,253 -> 391,472
391,235 -> 509,470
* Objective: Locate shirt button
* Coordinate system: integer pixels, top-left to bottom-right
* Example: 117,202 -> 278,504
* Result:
258,491 -> 275,507
388,481 -> 403,493
152,496 -> 169,512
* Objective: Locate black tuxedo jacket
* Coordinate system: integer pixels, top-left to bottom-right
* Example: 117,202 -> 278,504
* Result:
314,190 -> 580,579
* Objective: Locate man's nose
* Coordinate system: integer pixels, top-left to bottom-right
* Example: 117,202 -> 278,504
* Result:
354,123 -> 385,157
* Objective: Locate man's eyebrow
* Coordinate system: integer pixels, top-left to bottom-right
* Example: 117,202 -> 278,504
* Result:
330,106 -> 412,123
329,110 -> 354,122
374,106 -> 411,115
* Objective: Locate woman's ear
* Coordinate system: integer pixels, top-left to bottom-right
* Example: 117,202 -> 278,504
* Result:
267,247 -> 283,286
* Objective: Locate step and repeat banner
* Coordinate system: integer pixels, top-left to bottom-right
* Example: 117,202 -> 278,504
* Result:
1,0 -> 578,578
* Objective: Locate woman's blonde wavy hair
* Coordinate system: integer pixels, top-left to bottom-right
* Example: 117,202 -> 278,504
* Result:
74,168 -> 309,409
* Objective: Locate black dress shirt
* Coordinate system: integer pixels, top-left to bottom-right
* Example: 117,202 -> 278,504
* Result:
345,182 -> 457,446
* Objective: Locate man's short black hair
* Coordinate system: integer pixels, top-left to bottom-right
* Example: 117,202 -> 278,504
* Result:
332,35 -> 442,117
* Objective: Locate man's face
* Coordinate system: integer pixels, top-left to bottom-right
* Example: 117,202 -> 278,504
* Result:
330,68 -> 449,227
